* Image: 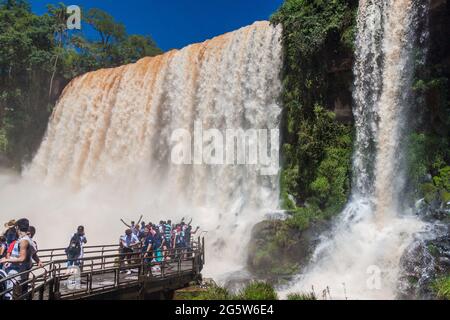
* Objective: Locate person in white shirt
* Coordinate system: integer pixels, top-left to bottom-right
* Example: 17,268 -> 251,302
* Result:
119,229 -> 139,274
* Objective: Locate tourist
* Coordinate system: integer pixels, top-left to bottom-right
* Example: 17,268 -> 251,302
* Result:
164,220 -> 172,249
3,220 -> 17,246
137,224 -> 147,241
152,229 -> 165,263
185,225 -> 200,250
173,224 -> 185,258
0,219 -> 33,300
66,226 -> 87,268
0,236 -> 7,269
120,215 -> 143,235
119,229 -> 140,275
134,224 -> 141,238
149,223 -> 157,236
143,228 -> 154,264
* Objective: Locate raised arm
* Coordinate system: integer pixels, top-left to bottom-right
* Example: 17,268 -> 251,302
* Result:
120,219 -> 131,228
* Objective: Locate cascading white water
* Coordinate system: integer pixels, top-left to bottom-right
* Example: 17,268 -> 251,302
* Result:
0,21 -> 283,278
282,0 -> 429,299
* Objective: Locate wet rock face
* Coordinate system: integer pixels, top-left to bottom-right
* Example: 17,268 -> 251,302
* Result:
0,153 -> 8,167
398,223 -> 450,299
246,219 -> 331,281
416,198 -> 450,223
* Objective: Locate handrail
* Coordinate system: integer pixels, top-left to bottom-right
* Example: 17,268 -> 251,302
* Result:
0,237 -> 204,300
37,244 -> 120,262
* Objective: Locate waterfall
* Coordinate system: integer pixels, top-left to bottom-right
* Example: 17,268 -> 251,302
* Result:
283,0 -> 429,299
0,21 -> 283,277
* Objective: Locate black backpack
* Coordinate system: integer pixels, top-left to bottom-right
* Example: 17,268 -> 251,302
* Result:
66,234 -> 81,258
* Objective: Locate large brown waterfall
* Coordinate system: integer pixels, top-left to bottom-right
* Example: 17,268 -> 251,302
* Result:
0,21 -> 283,278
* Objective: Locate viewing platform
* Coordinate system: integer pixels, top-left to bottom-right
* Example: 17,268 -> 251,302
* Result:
0,238 -> 205,300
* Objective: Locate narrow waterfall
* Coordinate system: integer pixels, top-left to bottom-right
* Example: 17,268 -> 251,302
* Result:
283,0 -> 429,299
0,21 -> 283,277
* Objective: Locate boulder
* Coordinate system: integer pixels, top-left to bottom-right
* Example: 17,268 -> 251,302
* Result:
246,219 -> 331,281
397,223 -> 450,299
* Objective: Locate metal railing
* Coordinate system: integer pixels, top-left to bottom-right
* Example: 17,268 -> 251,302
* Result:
0,237 -> 204,300
38,244 -> 120,263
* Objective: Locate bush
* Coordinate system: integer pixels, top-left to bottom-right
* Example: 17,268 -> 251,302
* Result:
193,282 -> 278,300
432,276 -> 450,300
421,166 -> 450,204
236,282 -> 278,300
285,206 -> 322,231
280,105 -> 353,215
195,285 -> 231,300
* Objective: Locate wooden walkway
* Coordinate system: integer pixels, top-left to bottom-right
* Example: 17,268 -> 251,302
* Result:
0,238 -> 205,300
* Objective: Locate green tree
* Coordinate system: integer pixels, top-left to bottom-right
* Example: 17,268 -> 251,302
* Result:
0,1 -> 163,167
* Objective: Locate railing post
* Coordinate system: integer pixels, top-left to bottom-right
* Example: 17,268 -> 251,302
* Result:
115,266 -> 120,287
39,283 -> 45,300
48,266 -> 56,300
202,237 -> 205,266
101,246 -> 105,270
88,273 -> 93,294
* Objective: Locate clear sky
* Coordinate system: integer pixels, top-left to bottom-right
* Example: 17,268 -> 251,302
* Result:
31,0 -> 284,51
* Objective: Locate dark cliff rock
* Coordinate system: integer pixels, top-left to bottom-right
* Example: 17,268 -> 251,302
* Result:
423,0 -> 449,135
398,223 -> 450,299
246,219 -> 331,281
327,57 -> 354,124
0,153 -> 10,168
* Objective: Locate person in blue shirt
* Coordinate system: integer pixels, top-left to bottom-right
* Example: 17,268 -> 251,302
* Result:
142,227 -> 154,264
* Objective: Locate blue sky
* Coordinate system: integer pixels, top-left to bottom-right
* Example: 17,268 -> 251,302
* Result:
31,0 -> 284,51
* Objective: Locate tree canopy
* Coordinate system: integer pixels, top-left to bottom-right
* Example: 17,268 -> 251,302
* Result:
0,0 -> 162,166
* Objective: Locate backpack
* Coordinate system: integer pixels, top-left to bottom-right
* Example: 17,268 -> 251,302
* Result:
66,234 -> 81,258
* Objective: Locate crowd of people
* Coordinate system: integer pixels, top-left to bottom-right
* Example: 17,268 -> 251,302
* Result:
0,218 -> 42,300
0,216 -> 201,299
118,217 -> 200,275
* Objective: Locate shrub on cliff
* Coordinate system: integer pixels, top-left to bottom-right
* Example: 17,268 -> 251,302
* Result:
271,0 -> 357,216
432,276 -> 450,300
193,282 -> 278,300
236,281 -> 279,300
